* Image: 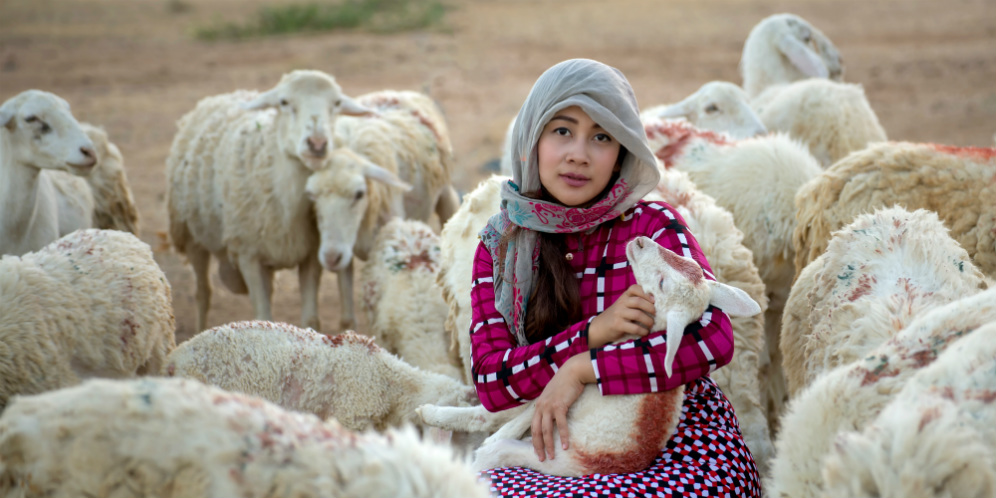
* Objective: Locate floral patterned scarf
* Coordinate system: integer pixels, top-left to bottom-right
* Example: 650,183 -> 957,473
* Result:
480,59 -> 661,346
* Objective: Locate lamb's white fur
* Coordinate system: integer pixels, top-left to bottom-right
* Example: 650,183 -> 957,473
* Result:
740,13 -> 843,99
359,218 -> 462,379
0,377 -> 491,498
640,81 -> 767,140
0,228 -> 176,411
163,321 -> 477,432
418,236 -> 761,477
793,141 -> 996,279
766,286 -> 996,498
0,90 -> 97,256
821,320 -> 996,498
645,118 -> 821,437
166,70 -> 370,333
306,89 -> 459,331
80,122 -> 139,234
781,206 -> 989,397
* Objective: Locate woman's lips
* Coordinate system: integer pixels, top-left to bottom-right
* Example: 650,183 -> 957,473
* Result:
561,173 -> 590,187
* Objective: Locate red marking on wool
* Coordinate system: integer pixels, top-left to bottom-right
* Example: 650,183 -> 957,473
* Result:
574,389 -> 683,474
166,363 -> 176,376
659,245 -> 703,284
908,349 -> 937,368
926,143 -> 996,160
848,274 -> 876,302
971,390 -> 996,403
645,120 -> 730,167
918,405 -> 942,433
408,250 -> 435,270
858,366 -> 899,386
326,331 -> 381,353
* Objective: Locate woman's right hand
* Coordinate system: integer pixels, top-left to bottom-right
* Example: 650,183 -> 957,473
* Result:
588,284 -> 656,348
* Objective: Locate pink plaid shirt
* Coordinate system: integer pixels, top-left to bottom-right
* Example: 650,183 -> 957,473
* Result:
469,200 -> 734,412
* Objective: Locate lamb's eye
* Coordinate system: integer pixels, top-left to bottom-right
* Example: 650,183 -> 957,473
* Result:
24,115 -> 38,123
334,99 -> 342,107
704,103 -> 719,113
353,190 -> 365,202
280,99 -> 289,106
658,277 -> 666,290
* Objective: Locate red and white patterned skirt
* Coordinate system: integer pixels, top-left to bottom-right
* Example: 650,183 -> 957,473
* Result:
478,376 -> 761,497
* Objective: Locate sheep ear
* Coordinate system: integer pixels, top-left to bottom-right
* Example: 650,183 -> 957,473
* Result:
663,310 -> 693,377
777,34 -> 830,79
339,95 -> 374,117
362,162 -> 413,192
0,99 -> 16,130
708,281 -> 761,317
656,94 -> 697,119
241,89 -> 280,111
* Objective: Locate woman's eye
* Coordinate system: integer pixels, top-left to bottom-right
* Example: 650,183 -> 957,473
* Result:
553,127 -> 571,137
594,133 -> 613,142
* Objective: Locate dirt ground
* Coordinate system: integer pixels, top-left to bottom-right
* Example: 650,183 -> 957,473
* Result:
2,0 -> 994,344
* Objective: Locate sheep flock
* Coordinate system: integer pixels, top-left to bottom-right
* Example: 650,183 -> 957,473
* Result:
1,8 -> 993,498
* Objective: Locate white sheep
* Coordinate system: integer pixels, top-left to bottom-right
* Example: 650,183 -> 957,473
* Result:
80,122 -> 140,234
640,81 -> 767,140
418,236 -> 761,477
793,141 -> 996,278
0,377 -> 491,498
821,320 -> 996,498
781,206 -> 989,397
359,217 -> 462,379
0,228 -> 176,411
166,70 -> 371,333
740,13 -> 843,99
163,321 -> 477,432
645,117 -> 822,435
0,89 -> 97,256
766,285 -> 996,498
305,89 -> 459,331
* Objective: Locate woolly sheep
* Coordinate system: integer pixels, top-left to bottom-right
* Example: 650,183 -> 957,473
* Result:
166,70 -> 371,333
0,228 -> 176,411
80,122 -> 140,234
163,321 -> 477,432
821,320 -> 996,498
640,81 -> 767,140
781,206 -> 989,397
766,285 -> 996,498
740,13 -> 843,99
419,236 -> 760,477
306,89 -> 459,331
793,141 -> 996,278
0,89 -> 97,256
359,217 -> 462,379
645,118 -> 822,436
0,377 -> 491,498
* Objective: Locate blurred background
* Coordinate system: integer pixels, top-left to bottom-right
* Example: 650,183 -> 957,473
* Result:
2,0 -> 993,342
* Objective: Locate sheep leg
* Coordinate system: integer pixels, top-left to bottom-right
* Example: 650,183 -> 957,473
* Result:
186,241 -> 212,333
336,261 -> 356,331
416,403 -> 525,433
434,185 -> 460,225
237,253 -> 274,321
298,254 -> 322,331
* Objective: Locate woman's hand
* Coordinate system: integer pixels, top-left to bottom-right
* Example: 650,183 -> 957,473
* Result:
588,284 -> 656,349
531,354 -> 594,462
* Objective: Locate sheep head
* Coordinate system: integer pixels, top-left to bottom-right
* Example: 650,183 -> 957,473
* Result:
648,81 -> 767,140
241,70 -> 371,170
0,90 -> 96,174
626,236 -> 760,376
741,13 -> 843,97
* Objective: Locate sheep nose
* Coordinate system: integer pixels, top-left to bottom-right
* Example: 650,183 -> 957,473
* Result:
307,136 -> 328,156
79,146 -> 97,168
636,238 -> 645,249
323,251 -> 343,270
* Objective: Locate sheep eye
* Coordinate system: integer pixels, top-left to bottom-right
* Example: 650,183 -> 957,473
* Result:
353,191 -> 365,202
40,122 -> 51,133
24,115 -> 38,123
658,277 -> 666,290
704,104 -> 719,113
334,99 -> 342,107
280,99 -> 289,106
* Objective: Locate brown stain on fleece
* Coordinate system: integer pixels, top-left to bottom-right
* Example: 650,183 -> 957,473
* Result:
324,330 -> 381,354
644,120 -> 730,168
574,388 -> 684,475
848,274 -> 877,302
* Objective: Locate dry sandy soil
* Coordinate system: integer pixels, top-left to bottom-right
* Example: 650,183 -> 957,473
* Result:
2,0 -> 994,344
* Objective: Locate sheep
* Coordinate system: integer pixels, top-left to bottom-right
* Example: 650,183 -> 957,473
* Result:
166,70 -> 371,333
0,377 -> 492,498
821,320 -> 996,498
740,13 -> 843,99
163,321 -> 477,432
0,89 -> 97,256
766,285 -> 996,498
417,235 -> 761,477
644,117 -> 822,435
305,89 -> 459,331
639,81 -> 768,140
781,206 -> 989,397
358,217 -> 462,379
0,228 -> 176,411
793,141 -> 996,278
80,122 -> 140,234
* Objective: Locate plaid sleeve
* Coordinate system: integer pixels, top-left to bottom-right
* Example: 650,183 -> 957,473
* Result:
591,202 -> 735,396
469,242 -> 592,412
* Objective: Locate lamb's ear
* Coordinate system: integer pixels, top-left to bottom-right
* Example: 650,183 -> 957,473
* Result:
663,310 -> 695,377
708,281 -> 761,317
656,94 -> 697,119
777,33 -> 830,79
0,98 -> 17,130
241,89 -> 281,111
362,162 -> 412,192
338,95 -> 374,117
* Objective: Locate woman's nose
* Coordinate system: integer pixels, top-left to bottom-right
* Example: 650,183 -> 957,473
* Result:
565,141 -> 588,164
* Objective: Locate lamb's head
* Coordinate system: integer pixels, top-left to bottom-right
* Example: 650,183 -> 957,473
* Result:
741,13 -> 843,96
645,81 -> 766,140
306,148 -> 412,272
241,70 -> 371,170
626,236 -> 760,375
0,90 -> 97,174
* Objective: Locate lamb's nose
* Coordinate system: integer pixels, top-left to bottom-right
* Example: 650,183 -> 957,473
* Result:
79,146 -> 97,168
636,238 -> 645,249
307,136 -> 328,156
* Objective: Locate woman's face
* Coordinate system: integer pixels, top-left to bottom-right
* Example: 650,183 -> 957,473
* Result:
536,106 -> 622,207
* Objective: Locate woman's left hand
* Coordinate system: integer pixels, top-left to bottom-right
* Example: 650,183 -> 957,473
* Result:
531,354 -> 594,462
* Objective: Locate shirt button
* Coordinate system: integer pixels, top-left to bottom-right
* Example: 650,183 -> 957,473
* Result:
565,253 -> 574,261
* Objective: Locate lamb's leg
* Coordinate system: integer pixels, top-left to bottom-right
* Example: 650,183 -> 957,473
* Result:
238,253 -> 273,321
434,185 -> 460,225
336,261 -> 355,331
416,403 -> 526,434
217,255 -> 248,294
298,253 -> 322,331
186,241 -> 212,333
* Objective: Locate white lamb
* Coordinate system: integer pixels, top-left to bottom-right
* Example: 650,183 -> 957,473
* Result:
0,228 -> 176,411
821,320 -> 996,498
80,122 -> 140,234
305,89 -> 459,331
359,217 -> 462,379
0,89 -> 97,256
418,236 -> 761,477
793,141 -> 996,278
640,81 -> 767,140
781,206 -> 989,398
645,117 -> 822,434
0,377 -> 491,498
163,321 -> 477,432
766,285 -> 996,498
166,70 -> 371,333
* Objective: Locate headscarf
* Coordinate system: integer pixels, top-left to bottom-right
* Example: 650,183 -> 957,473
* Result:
479,58 -> 661,346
